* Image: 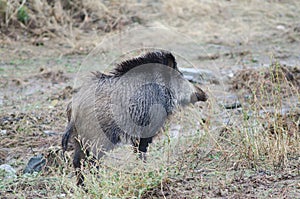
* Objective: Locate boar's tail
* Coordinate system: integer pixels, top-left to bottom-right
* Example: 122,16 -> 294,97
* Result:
62,101 -> 73,154
62,122 -> 74,154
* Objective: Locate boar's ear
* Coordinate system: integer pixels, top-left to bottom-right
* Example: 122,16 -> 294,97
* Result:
91,71 -> 110,80
142,51 -> 177,69
164,52 -> 177,69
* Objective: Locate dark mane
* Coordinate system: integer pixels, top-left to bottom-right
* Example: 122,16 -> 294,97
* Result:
111,51 -> 178,76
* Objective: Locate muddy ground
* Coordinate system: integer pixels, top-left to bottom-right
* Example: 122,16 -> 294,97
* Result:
0,0 -> 300,198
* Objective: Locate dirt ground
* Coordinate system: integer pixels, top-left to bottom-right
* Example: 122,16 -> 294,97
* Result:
0,0 -> 300,198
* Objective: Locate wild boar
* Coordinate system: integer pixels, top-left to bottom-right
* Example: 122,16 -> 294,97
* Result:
62,51 -> 207,185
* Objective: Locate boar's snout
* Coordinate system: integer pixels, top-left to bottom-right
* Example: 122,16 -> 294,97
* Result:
192,84 -> 208,103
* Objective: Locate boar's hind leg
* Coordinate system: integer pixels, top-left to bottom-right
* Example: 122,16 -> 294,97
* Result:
73,141 -> 87,186
138,137 -> 153,161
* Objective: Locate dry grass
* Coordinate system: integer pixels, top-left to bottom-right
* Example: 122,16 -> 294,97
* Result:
228,64 -> 299,168
0,0 -> 152,43
3,63 -> 299,198
1,0 -> 300,50
231,63 -> 300,103
1,0 -> 300,198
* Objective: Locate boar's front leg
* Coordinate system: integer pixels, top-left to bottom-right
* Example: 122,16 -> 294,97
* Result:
131,137 -> 153,161
137,137 -> 153,161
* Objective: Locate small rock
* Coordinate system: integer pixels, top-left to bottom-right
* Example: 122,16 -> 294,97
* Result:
57,194 -> 66,198
169,124 -> 181,138
179,67 -> 219,84
23,154 -> 46,174
223,102 -> 242,109
0,164 -> 16,178
219,188 -> 229,197
219,95 -> 242,109
51,99 -> 59,107
43,130 -> 59,136
227,72 -> 234,78
0,130 -> 7,135
276,25 -> 285,30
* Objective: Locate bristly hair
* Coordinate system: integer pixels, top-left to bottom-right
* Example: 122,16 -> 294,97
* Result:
111,51 -> 178,76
